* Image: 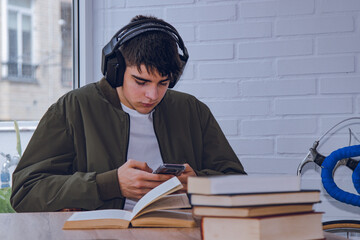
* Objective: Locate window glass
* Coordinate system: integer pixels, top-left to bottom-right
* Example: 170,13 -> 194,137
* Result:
0,0 -> 73,121
8,11 -> 18,76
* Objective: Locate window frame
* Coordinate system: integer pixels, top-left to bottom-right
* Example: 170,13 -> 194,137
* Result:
77,0 -> 93,88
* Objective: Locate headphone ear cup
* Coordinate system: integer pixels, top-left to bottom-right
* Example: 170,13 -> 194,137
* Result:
168,58 -> 186,88
105,52 -> 126,88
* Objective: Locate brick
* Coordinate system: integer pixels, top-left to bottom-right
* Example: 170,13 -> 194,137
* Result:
199,22 -> 271,40
278,56 -> 355,75
321,0 -> 360,12
240,157 -> 301,174
228,138 -> 274,155
217,119 -> 238,136
106,9 -> 164,29
200,61 -> 273,79
238,39 -> 313,58
277,0 -> 315,16
276,16 -> 354,36
277,137 -> 318,154
240,0 -> 314,18
242,79 -> 316,97
320,77 -> 360,94
241,118 -> 317,136
174,25 -> 195,42
175,81 -> 239,98
317,35 -> 360,54
205,100 -> 270,117
240,1 -> 276,18
128,0 -> 193,7
166,4 -> 236,23
187,43 -> 234,60
275,97 -> 353,115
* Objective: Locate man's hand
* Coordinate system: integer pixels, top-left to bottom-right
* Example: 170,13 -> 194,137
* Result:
176,164 -> 197,193
117,159 -> 173,200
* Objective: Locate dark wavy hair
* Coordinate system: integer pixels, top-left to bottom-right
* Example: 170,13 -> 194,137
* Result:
120,15 -> 183,83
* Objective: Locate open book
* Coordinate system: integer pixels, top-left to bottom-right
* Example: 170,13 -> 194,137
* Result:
63,177 -> 195,229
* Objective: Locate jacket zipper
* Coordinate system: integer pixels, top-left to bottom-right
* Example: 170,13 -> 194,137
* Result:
124,112 -> 130,162
121,112 -> 130,209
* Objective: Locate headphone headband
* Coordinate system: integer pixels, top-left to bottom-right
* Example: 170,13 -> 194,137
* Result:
101,19 -> 188,88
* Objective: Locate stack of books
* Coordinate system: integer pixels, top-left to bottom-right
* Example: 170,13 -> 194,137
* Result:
188,174 -> 324,240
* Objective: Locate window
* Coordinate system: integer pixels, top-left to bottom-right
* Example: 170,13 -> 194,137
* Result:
0,0 -> 74,120
7,1 -> 33,81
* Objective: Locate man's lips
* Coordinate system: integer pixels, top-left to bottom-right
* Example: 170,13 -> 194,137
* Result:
141,103 -> 155,108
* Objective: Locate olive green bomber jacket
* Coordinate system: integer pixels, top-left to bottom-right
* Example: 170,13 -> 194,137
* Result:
10,78 -> 246,212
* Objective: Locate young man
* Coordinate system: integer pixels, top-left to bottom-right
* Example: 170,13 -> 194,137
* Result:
10,15 -> 245,212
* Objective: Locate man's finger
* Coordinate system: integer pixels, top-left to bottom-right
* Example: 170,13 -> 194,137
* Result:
143,171 -> 174,181
126,159 -> 153,173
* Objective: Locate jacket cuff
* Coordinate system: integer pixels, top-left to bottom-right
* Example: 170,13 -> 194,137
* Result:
96,169 -> 122,200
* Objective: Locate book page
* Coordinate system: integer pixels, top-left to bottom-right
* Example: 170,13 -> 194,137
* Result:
131,177 -> 182,219
136,193 -> 191,217
66,209 -> 132,222
131,210 -> 196,228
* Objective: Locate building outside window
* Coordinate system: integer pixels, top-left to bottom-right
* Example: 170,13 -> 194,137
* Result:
0,0 -> 73,121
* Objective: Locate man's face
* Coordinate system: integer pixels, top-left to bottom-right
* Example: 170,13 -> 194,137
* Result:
116,64 -> 170,114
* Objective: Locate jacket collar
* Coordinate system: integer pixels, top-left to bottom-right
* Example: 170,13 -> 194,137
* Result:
97,78 -> 122,109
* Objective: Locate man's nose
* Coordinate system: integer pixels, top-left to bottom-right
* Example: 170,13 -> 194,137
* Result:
145,86 -> 159,100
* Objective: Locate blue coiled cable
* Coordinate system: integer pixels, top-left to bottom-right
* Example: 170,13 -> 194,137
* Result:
353,162 -> 360,194
321,145 -> 360,207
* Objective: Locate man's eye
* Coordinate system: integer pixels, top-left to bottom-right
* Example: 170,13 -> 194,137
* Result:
160,81 -> 169,86
135,81 -> 146,86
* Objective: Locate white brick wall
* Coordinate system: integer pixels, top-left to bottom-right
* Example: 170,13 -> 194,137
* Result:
87,0 -> 360,222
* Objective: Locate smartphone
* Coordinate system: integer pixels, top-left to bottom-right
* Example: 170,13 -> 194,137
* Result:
152,163 -> 185,176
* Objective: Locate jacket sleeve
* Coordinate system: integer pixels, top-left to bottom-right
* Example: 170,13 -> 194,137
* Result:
10,101 -> 121,212
195,101 -> 246,176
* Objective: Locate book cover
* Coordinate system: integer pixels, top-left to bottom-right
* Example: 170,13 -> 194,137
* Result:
188,174 -> 301,195
63,177 -> 195,229
190,190 -> 320,207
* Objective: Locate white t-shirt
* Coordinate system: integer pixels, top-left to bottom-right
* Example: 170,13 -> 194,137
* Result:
121,103 -> 163,210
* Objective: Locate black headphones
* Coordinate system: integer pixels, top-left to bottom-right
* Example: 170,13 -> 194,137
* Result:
101,19 -> 189,88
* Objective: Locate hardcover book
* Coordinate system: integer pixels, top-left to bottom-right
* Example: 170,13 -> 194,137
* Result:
188,174 -> 301,195
190,190 -> 320,207
193,203 -> 314,218
201,212 -> 324,240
